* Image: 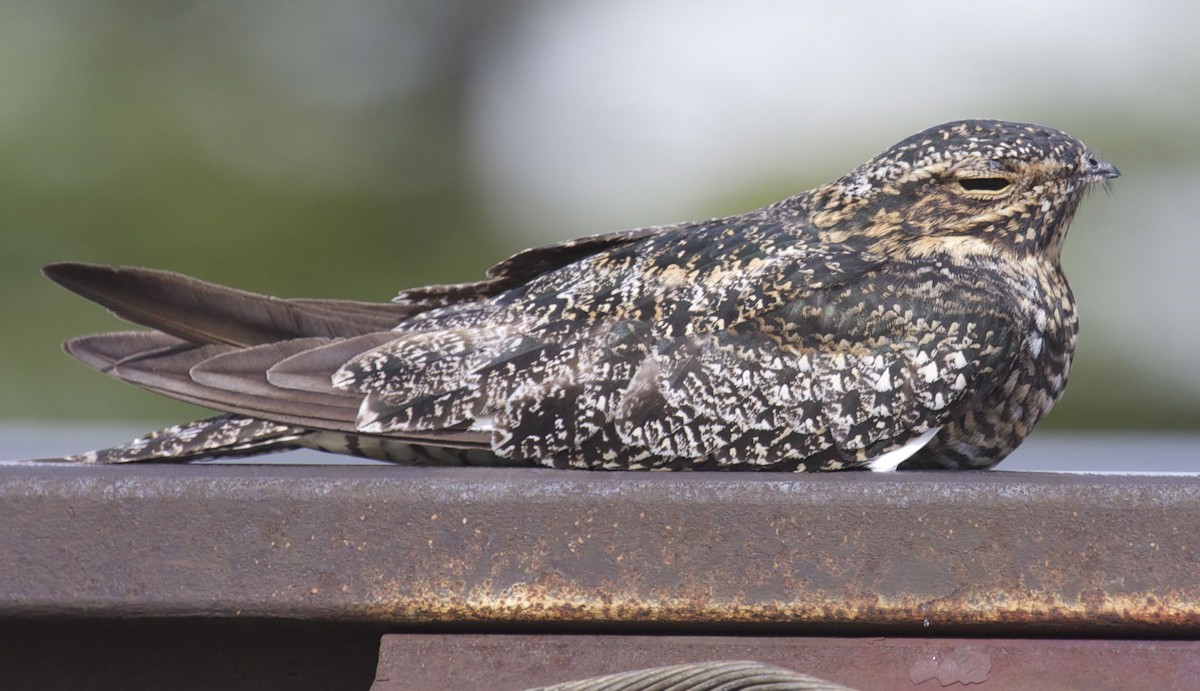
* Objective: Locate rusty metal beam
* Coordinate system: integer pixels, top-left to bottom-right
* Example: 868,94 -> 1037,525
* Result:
371,634 -> 1200,691
1,464 -> 1198,634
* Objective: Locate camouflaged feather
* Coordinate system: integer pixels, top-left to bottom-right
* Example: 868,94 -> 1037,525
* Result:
45,119 -> 1117,469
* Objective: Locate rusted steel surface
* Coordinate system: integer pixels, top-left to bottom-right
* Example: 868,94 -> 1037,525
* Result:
0,464 -> 1198,633
371,634 -> 1200,691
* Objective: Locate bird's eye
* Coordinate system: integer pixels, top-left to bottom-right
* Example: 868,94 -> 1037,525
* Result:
957,177 -> 1011,193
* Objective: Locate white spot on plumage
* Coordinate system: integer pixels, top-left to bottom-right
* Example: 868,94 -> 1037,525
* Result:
917,361 -> 939,383
829,375 -> 846,394
1034,309 -> 1048,331
873,368 -> 893,392
866,427 -> 940,472
469,414 -> 496,432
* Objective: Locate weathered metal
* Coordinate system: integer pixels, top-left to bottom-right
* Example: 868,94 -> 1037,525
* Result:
371,634 -> 1200,691
0,464 -> 1197,634
520,660 -> 853,691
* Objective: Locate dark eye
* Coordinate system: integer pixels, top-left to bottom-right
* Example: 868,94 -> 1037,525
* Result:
958,177 -> 1011,192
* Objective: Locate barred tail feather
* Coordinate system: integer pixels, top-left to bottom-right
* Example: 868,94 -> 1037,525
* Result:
65,415 -> 307,464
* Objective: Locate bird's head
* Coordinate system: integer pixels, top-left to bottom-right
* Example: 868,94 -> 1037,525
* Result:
811,119 -> 1119,261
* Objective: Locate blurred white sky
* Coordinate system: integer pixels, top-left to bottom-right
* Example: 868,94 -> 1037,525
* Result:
467,0 -> 1198,233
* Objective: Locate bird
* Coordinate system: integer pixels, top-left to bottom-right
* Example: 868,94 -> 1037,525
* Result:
43,119 -> 1118,471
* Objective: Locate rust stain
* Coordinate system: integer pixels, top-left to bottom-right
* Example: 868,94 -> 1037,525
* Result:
361,579 -> 1200,630
353,468 -> 1200,630
1,464 -> 1198,634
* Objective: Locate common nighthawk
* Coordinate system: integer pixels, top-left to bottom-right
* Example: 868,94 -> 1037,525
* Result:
44,119 -> 1118,471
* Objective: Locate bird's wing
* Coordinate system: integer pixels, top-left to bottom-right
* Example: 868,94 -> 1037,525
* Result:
335,208 -> 1020,468
332,215 -> 1015,469
391,225 -> 678,304
43,219 -> 773,452
601,267 -> 1022,469
43,262 -> 424,345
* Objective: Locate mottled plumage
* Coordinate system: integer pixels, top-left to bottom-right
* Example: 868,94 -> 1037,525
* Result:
44,119 -> 1118,470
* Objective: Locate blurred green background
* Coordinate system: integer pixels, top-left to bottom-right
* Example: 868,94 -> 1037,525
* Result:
3,1 -> 1199,433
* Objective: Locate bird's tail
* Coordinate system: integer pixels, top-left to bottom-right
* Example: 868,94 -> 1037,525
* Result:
51,415 -> 307,464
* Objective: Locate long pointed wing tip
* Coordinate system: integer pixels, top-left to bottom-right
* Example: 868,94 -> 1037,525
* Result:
61,333 -> 118,371
42,261 -> 113,290
60,331 -> 183,372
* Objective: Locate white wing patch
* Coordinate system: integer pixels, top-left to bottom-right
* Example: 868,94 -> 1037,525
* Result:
468,413 -> 496,432
866,426 -> 941,472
